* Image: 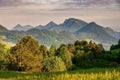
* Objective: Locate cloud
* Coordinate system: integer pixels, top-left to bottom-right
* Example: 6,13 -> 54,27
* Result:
0,0 -> 23,7
0,0 -> 39,7
0,0 -> 119,10
116,0 -> 120,3
63,0 -> 116,6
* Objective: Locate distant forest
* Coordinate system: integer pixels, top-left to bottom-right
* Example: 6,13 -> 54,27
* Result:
0,36 -> 120,72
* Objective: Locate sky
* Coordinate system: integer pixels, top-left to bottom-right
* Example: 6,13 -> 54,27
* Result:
0,0 -> 120,31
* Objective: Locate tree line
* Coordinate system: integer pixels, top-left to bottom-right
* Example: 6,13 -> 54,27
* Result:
0,36 -> 120,72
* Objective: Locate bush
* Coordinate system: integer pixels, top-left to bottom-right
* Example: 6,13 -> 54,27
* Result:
42,56 -> 66,72
56,44 -> 73,70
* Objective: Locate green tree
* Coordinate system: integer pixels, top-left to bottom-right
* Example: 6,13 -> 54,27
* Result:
118,39 -> 120,45
48,45 -> 56,57
110,39 -> 120,50
40,45 -> 49,63
68,44 -> 75,54
73,40 -> 104,68
42,56 -> 66,72
8,36 -> 43,72
56,44 -> 73,70
0,42 -> 9,70
117,51 -> 120,63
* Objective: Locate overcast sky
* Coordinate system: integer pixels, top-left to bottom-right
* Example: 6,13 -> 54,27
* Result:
0,0 -> 120,31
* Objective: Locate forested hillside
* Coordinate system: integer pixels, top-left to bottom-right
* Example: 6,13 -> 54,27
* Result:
0,36 -> 120,72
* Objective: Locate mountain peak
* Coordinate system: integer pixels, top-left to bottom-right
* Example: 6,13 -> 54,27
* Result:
67,18 -> 78,21
63,18 -> 87,27
16,24 -> 21,26
49,21 -> 56,24
12,24 -> 33,31
65,18 -> 87,22
15,24 -> 22,28
85,22 -> 103,29
66,18 -> 83,21
46,21 -> 57,27
36,25 -> 43,27
64,18 -> 79,24
60,18 -> 87,32
88,22 -> 97,25
0,24 -> 8,32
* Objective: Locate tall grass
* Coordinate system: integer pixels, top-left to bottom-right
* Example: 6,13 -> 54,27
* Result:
0,68 -> 120,80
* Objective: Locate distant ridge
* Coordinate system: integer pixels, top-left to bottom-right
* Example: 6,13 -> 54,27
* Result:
12,24 -> 33,31
75,22 -> 117,42
0,18 -> 119,50
35,21 -> 57,30
0,24 -> 8,32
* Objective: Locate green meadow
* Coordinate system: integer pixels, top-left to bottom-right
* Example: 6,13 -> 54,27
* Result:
0,68 -> 120,80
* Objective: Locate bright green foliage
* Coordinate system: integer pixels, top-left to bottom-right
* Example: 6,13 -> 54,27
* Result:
0,42 -> 9,70
8,36 -> 43,72
42,56 -> 66,72
56,44 -> 73,70
41,45 -> 66,72
48,45 -> 56,57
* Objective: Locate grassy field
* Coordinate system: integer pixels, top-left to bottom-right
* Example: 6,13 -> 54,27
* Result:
0,68 -> 120,80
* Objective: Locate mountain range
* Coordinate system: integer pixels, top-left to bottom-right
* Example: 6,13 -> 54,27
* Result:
0,18 -> 120,50
12,24 -> 33,31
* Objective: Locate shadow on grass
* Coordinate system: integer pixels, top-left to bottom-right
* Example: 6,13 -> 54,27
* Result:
0,70 -> 66,79
0,70 -> 30,79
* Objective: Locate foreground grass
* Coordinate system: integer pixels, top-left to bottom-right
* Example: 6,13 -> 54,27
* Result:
0,68 -> 120,80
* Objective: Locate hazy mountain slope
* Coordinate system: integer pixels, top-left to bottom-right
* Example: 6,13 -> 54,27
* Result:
75,22 -> 118,49
44,21 -> 58,30
0,25 -> 8,32
34,25 -> 44,30
50,18 -> 87,33
12,24 -> 33,31
62,18 -> 87,32
27,29 -> 61,46
104,27 -> 120,40
57,31 -> 77,44
5,31 -> 27,43
35,21 -> 58,30
75,22 -> 116,40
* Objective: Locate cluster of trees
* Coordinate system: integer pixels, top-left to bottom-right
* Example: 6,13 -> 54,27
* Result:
110,39 -> 120,64
0,36 -> 120,72
73,40 -> 104,68
110,39 -> 120,50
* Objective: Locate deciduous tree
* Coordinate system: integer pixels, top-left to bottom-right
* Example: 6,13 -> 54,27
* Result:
8,36 -> 43,72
